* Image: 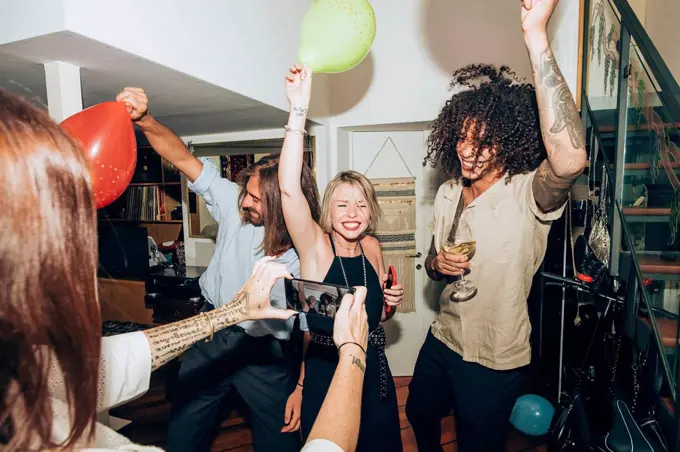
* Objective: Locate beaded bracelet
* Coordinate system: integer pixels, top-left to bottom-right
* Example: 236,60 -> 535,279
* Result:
284,125 -> 308,135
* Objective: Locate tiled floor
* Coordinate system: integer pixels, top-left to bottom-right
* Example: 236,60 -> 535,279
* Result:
112,373 -> 547,451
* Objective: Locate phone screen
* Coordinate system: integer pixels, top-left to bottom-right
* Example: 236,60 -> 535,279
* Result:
285,278 -> 355,320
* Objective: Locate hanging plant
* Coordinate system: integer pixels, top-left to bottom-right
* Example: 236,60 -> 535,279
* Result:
606,24 -> 617,94
604,57 -> 611,95
597,5 -> 606,64
649,131 -> 660,183
589,1 -> 602,56
589,1 -> 618,95
636,76 -> 646,128
609,61 -> 617,95
669,190 -> 680,245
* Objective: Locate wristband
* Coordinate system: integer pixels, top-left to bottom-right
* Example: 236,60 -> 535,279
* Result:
338,341 -> 366,356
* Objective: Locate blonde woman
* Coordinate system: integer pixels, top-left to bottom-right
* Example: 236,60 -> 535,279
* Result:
278,65 -> 403,451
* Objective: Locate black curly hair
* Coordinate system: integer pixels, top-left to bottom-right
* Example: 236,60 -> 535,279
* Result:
424,64 -> 546,182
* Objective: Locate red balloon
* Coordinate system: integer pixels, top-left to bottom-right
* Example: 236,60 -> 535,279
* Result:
60,102 -> 137,209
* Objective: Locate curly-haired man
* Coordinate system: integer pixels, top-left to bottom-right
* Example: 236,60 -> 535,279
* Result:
405,1 -> 587,451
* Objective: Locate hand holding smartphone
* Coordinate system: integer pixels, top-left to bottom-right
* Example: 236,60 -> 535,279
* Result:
384,265 -> 398,316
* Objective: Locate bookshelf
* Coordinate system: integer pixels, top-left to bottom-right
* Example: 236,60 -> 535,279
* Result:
98,145 -> 184,244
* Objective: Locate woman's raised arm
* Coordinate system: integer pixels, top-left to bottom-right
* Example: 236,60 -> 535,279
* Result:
279,64 -> 323,260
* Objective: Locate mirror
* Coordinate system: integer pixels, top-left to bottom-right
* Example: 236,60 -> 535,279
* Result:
187,137 -> 316,239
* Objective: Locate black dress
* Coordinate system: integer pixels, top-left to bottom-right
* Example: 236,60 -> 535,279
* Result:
300,236 -> 402,451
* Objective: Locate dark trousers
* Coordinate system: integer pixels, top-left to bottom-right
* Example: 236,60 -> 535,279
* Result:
166,312 -> 300,452
406,330 -> 525,452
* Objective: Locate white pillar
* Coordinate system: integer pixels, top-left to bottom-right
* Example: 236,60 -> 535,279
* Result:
44,61 -> 82,122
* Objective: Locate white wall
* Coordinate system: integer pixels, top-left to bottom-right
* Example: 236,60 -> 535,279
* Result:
645,0 -> 680,83
327,0 -> 579,128
0,0 -> 66,46
59,0 -> 332,120
327,0 -> 580,179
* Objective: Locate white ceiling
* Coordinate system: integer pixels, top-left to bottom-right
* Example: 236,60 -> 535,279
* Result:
0,31 -> 294,136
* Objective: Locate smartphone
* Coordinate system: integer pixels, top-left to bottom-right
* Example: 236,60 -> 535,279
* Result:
384,265 -> 398,315
285,278 -> 355,320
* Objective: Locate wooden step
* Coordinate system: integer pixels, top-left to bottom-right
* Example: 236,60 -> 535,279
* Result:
586,162 -> 680,170
598,122 -> 680,133
662,397 -> 675,415
642,317 -> 679,348
623,162 -> 680,170
638,255 -> 680,275
623,207 -> 671,216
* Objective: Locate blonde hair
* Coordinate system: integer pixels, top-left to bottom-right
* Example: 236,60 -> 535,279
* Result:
319,171 -> 383,234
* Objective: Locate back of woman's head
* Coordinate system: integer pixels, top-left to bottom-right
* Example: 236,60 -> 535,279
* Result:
0,90 -> 100,449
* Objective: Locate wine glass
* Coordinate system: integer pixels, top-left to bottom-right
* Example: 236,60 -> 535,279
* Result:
442,220 -> 477,302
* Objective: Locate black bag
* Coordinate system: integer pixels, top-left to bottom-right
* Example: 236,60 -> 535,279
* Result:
598,325 -> 667,451
598,400 -> 665,451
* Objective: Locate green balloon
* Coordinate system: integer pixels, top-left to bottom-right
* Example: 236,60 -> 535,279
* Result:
298,0 -> 376,74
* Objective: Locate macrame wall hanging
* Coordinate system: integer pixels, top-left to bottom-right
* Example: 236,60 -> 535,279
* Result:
363,137 -> 417,313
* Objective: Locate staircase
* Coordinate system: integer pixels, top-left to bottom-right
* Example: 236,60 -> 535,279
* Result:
581,0 -> 680,447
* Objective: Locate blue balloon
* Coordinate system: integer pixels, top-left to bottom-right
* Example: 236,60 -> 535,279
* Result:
509,394 -> 555,436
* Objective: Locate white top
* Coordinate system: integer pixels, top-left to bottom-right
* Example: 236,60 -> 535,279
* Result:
48,332 -> 162,451
302,438 -> 344,451
47,332 -> 345,451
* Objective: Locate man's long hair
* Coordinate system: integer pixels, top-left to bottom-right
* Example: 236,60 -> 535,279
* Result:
238,156 -> 320,256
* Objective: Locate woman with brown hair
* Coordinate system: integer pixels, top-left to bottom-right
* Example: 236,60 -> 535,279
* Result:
0,88 -> 298,451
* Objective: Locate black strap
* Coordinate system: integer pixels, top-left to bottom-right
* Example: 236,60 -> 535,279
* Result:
446,191 -> 466,244
329,234 -> 336,253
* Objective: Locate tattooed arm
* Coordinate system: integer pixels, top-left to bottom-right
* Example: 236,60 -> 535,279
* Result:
522,0 -> 588,212
305,288 -> 368,452
143,258 -> 296,371
143,292 -> 251,370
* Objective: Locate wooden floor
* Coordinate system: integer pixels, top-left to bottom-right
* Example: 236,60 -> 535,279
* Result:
112,372 -> 547,451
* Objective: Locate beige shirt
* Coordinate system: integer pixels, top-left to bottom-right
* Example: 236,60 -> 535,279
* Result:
430,170 -> 565,370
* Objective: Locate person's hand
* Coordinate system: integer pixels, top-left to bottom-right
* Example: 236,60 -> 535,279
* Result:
240,257 -> 297,320
333,287 -> 368,353
281,387 -> 302,432
521,0 -> 558,32
521,0 -> 559,38
115,87 -> 149,122
431,250 -> 470,276
285,64 -> 312,109
382,274 -> 404,308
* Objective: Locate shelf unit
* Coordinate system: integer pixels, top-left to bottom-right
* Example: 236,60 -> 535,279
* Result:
98,145 -> 183,244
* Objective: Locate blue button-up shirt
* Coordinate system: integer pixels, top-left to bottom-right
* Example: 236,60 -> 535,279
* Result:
188,158 -> 305,340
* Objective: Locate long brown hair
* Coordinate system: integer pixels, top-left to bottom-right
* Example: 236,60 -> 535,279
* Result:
0,89 -> 101,449
239,156 -> 320,256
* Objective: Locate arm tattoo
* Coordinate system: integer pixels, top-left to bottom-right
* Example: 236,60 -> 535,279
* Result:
350,355 -> 366,373
144,292 -> 250,371
537,49 -> 585,152
529,47 -> 585,212
532,159 -> 575,213
425,238 -> 444,282
293,105 -> 308,117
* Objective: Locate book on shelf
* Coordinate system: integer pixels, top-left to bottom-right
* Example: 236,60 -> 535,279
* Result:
123,185 -> 165,221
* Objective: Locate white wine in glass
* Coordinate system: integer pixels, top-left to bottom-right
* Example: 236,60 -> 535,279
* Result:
443,220 -> 478,302
442,241 -> 476,260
